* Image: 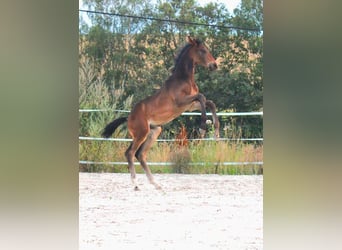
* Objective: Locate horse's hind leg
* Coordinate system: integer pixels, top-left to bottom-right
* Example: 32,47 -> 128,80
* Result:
125,143 -> 140,190
125,105 -> 153,190
125,144 -> 138,190
125,134 -> 148,191
135,126 -> 162,190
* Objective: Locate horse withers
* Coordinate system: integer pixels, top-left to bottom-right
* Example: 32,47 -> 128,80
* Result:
102,36 -> 220,190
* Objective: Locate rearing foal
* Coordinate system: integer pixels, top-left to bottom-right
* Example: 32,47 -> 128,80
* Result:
102,36 -> 220,190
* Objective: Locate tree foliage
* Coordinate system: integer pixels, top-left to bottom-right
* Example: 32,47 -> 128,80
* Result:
79,0 -> 263,138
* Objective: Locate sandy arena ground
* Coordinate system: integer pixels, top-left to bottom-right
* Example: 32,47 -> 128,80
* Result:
79,173 -> 263,250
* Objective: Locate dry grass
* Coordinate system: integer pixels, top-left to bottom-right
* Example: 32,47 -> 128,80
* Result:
79,140 -> 263,174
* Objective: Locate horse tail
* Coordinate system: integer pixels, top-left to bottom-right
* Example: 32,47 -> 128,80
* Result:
102,117 -> 128,138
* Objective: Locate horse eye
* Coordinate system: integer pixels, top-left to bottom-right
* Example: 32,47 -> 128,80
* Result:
200,49 -> 207,54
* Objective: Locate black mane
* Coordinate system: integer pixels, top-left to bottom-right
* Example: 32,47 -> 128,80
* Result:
172,39 -> 202,73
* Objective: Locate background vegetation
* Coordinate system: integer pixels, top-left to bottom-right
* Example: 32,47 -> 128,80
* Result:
79,0 -> 263,174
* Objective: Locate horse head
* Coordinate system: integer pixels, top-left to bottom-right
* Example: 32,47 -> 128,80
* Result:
187,36 -> 218,71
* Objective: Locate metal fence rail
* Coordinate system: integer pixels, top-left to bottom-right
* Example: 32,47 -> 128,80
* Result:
79,136 -> 263,142
79,160 -> 263,166
79,109 -> 263,116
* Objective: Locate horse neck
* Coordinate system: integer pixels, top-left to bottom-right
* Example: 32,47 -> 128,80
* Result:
172,54 -> 195,81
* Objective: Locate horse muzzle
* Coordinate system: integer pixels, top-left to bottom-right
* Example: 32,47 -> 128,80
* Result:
208,62 -> 218,71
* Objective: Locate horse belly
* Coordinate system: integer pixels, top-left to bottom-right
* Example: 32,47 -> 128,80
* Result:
149,109 -> 183,126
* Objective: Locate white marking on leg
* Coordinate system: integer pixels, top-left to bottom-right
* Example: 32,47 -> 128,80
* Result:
199,128 -> 206,138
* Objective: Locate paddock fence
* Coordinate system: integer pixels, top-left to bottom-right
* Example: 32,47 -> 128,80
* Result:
79,109 -> 263,167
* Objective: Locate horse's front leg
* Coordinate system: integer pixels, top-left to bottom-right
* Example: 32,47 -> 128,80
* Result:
175,93 -> 207,138
188,99 -> 220,139
206,100 -> 220,139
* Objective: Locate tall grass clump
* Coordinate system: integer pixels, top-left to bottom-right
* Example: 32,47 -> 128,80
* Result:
169,147 -> 192,174
79,59 -> 134,171
79,59 -> 133,137
189,140 -> 263,174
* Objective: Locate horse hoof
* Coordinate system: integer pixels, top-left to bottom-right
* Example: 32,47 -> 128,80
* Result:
199,128 -> 206,138
154,184 -> 162,190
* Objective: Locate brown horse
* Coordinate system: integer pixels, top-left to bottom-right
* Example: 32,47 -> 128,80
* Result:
102,36 -> 220,190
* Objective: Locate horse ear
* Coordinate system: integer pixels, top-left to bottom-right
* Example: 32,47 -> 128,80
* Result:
187,36 -> 196,45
